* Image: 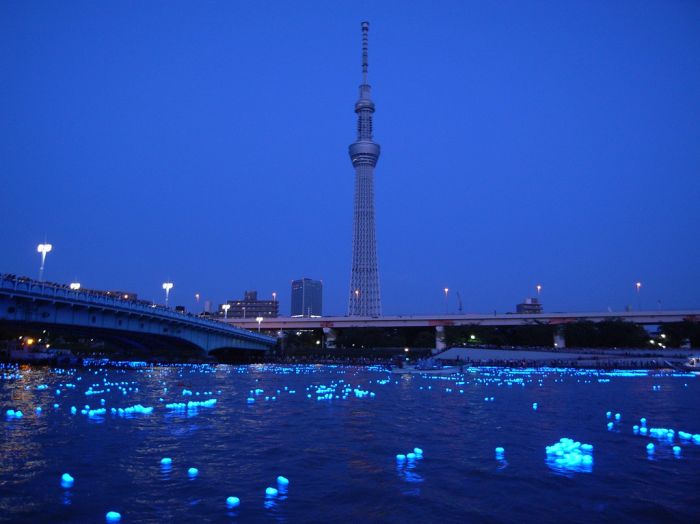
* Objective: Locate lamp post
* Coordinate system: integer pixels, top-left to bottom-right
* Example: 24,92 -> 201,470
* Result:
444,287 -> 449,315
222,303 -> 230,319
256,316 -> 263,333
69,282 -> 81,290
162,282 -> 173,307
635,281 -> 642,310
37,243 -> 52,281
536,284 -> 542,297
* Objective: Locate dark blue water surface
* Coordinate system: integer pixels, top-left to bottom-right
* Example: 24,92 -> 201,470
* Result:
2,363 -> 700,523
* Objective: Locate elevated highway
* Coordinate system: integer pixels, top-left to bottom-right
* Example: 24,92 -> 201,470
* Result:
227,310 -> 700,350
227,310 -> 700,330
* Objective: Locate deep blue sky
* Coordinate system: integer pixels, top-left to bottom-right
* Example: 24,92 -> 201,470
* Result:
2,1 -> 699,315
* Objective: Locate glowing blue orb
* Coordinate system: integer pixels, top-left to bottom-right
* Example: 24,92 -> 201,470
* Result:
188,467 -> 199,477
646,443 -> 654,453
265,487 -> 278,497
277,475 -> 289,486
61,473 -> 74,488
226,496 -> 240,507
105,511 -> 121,522
160,457 -> 172,466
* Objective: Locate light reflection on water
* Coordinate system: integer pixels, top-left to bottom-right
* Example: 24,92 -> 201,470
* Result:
0,363 -> 699,523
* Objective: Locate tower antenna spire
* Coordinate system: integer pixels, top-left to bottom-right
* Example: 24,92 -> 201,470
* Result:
361,21 -> 369,84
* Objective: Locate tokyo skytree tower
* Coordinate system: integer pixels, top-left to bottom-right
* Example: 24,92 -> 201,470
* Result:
348,21 -> 381,316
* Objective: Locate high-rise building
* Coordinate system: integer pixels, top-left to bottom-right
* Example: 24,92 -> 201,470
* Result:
291,278 -> 323,317
220,290 -> 279,319
348,21 -> 381,317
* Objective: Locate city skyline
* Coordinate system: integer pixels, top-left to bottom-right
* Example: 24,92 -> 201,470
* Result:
2,1 -> 699,315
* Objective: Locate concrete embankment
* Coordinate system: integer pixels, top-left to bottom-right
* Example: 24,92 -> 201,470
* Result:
435,347 -> 696,368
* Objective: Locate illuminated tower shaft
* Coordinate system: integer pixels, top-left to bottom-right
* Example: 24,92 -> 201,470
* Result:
348,21 -> 381,316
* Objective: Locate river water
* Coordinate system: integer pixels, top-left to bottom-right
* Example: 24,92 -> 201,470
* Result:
1,363 -> 699,523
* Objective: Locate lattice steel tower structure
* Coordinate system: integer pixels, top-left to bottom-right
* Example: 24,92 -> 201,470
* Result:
348,21 -> 381,316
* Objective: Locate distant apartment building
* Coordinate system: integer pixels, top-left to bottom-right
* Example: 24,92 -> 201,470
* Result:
516,297 -> 543,314
291,278 -> 322,317
221,290 -> 278,319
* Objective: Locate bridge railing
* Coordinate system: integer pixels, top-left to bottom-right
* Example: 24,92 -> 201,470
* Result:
0,273 -> 272,341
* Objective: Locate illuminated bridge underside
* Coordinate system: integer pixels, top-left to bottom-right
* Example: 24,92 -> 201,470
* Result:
0,277 -> 275,354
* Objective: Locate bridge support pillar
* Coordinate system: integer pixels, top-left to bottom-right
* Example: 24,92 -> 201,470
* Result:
276,330 -> 287,353
553,326 -> 566,349
434,325 -> 447,354
323,328 -> 337,349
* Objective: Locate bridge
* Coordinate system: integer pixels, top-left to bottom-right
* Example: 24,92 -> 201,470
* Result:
0,274 -> 276,355
226,310 -> 700,350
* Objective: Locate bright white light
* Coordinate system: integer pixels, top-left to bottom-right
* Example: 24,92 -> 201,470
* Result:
37,243 -> 53,280
162,282 -> 173,307
69,282 -> 81,290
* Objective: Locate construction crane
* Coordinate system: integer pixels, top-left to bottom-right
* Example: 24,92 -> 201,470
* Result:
456,292 -> 463,314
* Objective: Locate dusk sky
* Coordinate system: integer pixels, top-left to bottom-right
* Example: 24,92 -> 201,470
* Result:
2,1 -> 699,316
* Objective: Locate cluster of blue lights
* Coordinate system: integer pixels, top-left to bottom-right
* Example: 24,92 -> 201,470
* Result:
165,398 -> 217,411
5,409 -> 23,419
545,438 -> 594,474
305,381 -> 376,401
396,448 -> 424,484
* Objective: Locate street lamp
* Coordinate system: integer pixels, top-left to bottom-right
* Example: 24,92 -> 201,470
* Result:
162,282 -> 173,307
37,243 -> 52,281
444,287 -> 449,314
69,282 -> 81,290
222,303 -> 230,319
195,293 -> 200,304
635,281 -> 642,310
272,291 -> 277,302
256,316 -> 263,332
536,284 -> 542,297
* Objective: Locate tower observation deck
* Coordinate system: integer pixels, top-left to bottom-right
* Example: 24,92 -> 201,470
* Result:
348,21 -> 381,316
